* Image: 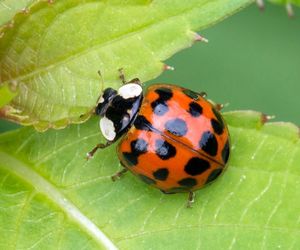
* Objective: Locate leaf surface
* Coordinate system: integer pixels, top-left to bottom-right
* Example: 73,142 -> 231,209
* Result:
268,0 -> 300,7
0,0 -> 252,131
0,111 -> 299,249
0,0 -> 35,25
0,84 -> 17,108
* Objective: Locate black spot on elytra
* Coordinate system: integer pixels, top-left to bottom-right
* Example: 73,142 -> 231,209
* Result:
222,140 -> 230,163
212,108 -> 225,128
183,89 -> 199,100
151,88 -> 173,116
132,139 -> 148,154
165,118 -> 187,137
155,88 -> 173,101
122,138 -> 148,166
188,102 -> 203,117
153,168 -> 169,181
184,157 -> 210,176
211,118 -> 224,135
134,115 -> 152,131
206,168 -> 223,184
139,174 -> 156,185
155,139 -> 176,160
178,178 -> 197,188
122,152 -> 138,166
151,101 -> 169,116
199,131 -> 218,156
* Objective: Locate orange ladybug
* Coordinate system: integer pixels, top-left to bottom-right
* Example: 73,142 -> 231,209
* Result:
87,69 -> 230,207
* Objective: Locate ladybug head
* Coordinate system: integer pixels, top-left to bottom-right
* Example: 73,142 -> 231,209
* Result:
95,88 -> 117,116
96,83 -> 143,141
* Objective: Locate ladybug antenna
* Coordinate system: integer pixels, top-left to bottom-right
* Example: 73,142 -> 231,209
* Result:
97,70 -> 105,93
94,70 -> 106,106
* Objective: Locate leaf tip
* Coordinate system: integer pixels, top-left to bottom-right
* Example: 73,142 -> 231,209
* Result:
286,3 -> 295,18
9,80 -> 18,93
194,33 -> 209,43
20,8 -> 30,15
163,64 -> 175,71
7,20 -> 14,29
261,113 -> 275,124
256,0 -> 265,11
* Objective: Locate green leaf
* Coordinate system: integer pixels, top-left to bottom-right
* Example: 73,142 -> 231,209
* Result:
0,0 -> 35,26
0,0 -> 252,131
0,111 -> 299,249
0,84 -> 17,108
265,0 -> 300,17
268,0 -> 300,7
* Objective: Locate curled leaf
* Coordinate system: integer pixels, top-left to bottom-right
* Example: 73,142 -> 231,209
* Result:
0,0 -> 252,131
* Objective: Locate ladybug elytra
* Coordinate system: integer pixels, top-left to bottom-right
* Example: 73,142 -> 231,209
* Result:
87,69 -> 230,207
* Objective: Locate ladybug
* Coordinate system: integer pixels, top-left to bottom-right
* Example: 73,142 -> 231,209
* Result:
87,69 -> 230,207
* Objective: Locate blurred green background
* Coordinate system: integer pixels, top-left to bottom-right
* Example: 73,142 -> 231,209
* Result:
1,3 -> 299,133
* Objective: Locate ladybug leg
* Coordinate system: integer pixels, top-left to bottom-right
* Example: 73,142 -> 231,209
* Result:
118,68 -> 127,85
111,168 -> 128,182
96,70 -> 105,103
215,102 -> 229,111
207,98 -> 228,111
215,103 -> 224,111
186,191 -> 195,208
118,68 -> 141,86
80,70 -> 105,117
198,91 -> 207,98
127,77 -> 141,86
86,141 -> 113,160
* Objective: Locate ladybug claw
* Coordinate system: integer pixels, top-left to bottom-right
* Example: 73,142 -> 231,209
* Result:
86,152 -> 93,161
118,68 -> 127,84
199,91 -> 207,98
111,168 -> 128,182
86,142 -> 112,160
215,102 -> 229,111
186,191 -> 195,208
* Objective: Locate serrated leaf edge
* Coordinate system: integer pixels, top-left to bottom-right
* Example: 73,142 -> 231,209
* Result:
0,0 -> 253,131
224,110 -> 300,141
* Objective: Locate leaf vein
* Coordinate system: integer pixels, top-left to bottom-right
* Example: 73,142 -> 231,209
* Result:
1,1 -> 206,85
0,151 -> 118,250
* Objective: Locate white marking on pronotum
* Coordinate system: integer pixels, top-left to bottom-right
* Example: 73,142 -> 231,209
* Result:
99,96 -> 105,103
100,116 -> 116,141
118,83 -> 142,99
0,152 -> 118,250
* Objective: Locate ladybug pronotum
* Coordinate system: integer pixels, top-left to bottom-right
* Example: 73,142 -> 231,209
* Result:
87,69 -> 230,207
